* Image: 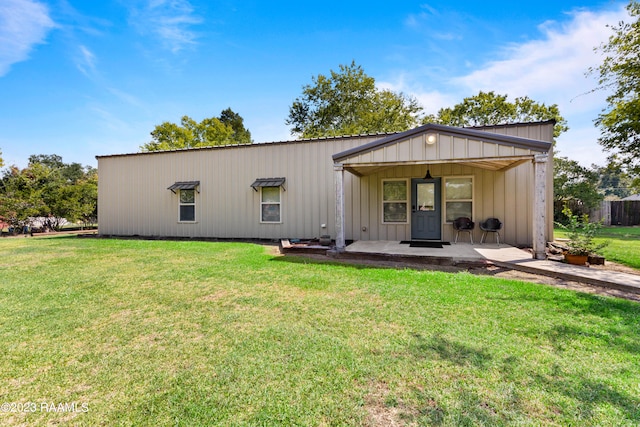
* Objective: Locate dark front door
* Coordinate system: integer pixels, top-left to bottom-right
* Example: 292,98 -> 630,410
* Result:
411,178 -> 441,240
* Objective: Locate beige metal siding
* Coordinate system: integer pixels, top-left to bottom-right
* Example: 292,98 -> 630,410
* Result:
98,123 -> 553,247
346,161 -> 538,246
98,137 -> 377,240
473,121 -> 555,142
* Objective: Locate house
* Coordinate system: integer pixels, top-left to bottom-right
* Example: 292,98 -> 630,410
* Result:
96,120 -> 554,259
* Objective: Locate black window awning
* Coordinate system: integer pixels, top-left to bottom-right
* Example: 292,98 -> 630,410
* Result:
250,177 -> 286,191
168,181 -> 200,193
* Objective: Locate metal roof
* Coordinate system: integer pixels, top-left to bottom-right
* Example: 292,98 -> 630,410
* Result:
250,177 -> 286,191
167,181 -> 200,193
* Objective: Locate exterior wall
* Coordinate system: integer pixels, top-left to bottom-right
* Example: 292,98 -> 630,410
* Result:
343,162 -> 538,247
471,121 -> 555,142
342,133 -> 538,167
98,122 -> 553,247
97,137 -> 376,239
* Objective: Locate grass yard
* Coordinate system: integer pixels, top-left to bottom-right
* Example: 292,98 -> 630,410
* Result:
1,237 -> 639,426
555,225 -> 640,269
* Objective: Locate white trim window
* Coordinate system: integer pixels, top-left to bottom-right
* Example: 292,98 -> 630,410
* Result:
382,179 -> 408,223
179,189 -> 196,222
444,176 -> 473,222
260,186 -> 281,223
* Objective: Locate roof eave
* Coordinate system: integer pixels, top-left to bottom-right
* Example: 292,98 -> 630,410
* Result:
332,123 -> 552,163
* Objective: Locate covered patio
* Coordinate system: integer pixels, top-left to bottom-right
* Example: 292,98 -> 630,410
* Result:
331,122 -> 554,259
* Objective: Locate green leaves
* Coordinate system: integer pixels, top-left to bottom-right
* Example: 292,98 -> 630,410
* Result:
593,1 -> 640,169
0,157 -> 97,231
426,91 -> 568,138
141,108 -> 252,152
287,61 -> 423,138
559,205 -> 608,256
553,156 -> 603,210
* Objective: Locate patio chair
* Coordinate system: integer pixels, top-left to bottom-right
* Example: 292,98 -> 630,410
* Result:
480,217 -> 502,245
452,217 -> 475,244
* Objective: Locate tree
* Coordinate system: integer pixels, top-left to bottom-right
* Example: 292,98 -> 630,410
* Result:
286,61 -> 423,138
593,156 -> 637,198
0,165 -> 48,231
74,168 -> 98,227
553,156 -> 603,221
425,91 -> 568,138
592,1 -> 640,171
219,107 -> 253,145
141,108 -> 252,151
28,154 -> 65,169
0,155 -> 97,232
0,149 -> 4,169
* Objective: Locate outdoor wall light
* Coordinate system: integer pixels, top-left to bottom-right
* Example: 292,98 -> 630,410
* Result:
426,134 -> 437,145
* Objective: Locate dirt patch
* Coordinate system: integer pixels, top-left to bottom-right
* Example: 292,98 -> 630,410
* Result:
364,382 -> 417,427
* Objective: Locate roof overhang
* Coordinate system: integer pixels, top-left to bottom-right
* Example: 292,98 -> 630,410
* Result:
167,181 -> 200,193
344,156 -> 534,177
250,177 -> 286,191
333,123 -> 552,176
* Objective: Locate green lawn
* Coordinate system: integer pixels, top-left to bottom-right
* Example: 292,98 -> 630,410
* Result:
1,237 -> 639,426
555,225 -> 640,269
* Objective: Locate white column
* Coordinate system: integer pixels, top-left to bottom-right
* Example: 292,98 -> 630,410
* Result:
334,163 -> 346,252
533,154 -> 548,260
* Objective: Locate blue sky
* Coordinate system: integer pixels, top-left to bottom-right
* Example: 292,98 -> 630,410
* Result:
0,0 -> 630,168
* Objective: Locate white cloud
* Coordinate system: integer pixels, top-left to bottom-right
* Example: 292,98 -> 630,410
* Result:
129,0 -> 202,53
75,45 -> 97,77
0,0 -> 55,76
454,7 -> 627,116
378,77 -> 458,115
385,5 -> 630,166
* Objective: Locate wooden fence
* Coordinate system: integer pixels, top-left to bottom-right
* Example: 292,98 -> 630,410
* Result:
590,200 -> 640,226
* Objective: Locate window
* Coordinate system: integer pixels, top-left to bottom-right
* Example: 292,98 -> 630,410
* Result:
261,186 -> 281,223
444,177 -> 473,222
382,179 -> 408,223
179,189 -> 196,222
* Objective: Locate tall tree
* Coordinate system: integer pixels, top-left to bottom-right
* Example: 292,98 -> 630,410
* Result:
0,149 -> 4,169
142,109 -> 252,152
592,1 -> 640,171
287,61 -> 423,138
219,107 -> 253,145
425,91 -> 568,138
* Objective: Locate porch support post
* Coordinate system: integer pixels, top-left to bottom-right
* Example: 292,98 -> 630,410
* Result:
533,154 -> 548,260
334,163 -> 346,252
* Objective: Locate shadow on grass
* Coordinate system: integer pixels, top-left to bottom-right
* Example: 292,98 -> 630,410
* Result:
405,333 -> 640,424
268,254 -> 386,271
410,333 -> 492,369
403,335 -> 521,425
269,253 -> 467,275
532,368 -> 640,421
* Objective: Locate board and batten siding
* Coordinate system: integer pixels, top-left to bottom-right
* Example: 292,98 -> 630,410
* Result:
98,122 -> 553,247
97,136 -> 377,239
336,122 -> 554,246
342,161 -> 545,246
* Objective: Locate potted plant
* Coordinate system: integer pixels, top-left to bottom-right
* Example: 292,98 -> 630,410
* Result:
557,206 -> 608,265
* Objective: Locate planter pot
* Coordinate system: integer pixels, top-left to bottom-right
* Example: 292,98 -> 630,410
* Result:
565,253 -> 588,265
